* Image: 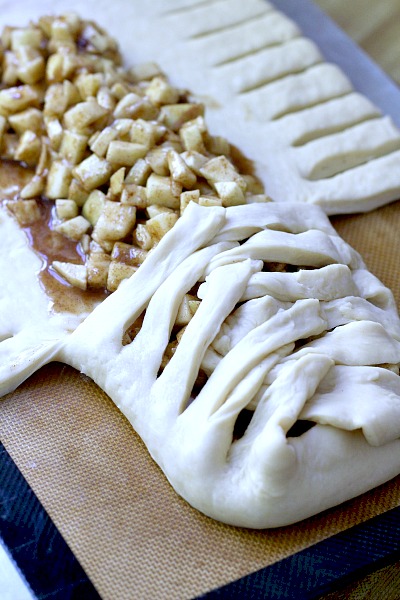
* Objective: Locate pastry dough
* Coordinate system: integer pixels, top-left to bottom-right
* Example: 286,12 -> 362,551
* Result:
1,198 -> 400,527
0,5 -> 400,528
1,0 -> 400,213
61,202 -> 400,527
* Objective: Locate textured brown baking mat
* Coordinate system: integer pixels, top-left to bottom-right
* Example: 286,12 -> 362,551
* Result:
1,201 -> 400,600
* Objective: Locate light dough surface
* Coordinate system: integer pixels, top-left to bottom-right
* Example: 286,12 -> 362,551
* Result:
0,3 -> 400,529
1,198 -> 400,527
0,206 -> 88,396
1,0 -> 400,213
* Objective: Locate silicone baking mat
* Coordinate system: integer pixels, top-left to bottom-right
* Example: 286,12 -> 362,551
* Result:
1,1 -> 400,597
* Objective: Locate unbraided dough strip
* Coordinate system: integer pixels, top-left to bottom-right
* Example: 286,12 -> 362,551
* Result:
2,0 -> 400,213
119,0 -> 400,214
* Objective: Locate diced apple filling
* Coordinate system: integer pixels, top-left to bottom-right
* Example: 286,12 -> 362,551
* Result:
0,12 -> 269,342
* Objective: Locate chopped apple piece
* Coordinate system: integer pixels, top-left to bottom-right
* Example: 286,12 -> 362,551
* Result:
63,98 -> 108,132
87,252 -> 111,289
59,130 -> 88,164
107,261 -> 137,292
167,149 -> 196,188
73,154 -> 113,191
120,184 -> 147,208
55,215 -> 91,241
0,84 -> 40,115
113,92 -> 141,119
111,242 -> 147,266
44,116 -> 63,150
198,196 -> 223,207
132,223 -> 154,250
109,167 -> 126,197
179,118 -> 206,153
145,76 -> 180,105
46,161 -> 72,199
14,130 -> 41,166
125,158 -> 152,185
52,261 -> 87,290
94,200 -> 136,241
180,189 -> 200,214
82,190 -> 106,226
129,118 -> 157,147
146,204 -> 175,219
146,173 -> 180,209
7,199 -> 41,225
159,103 -> 204,131
214,181 -> 246,206
106,140 -> 148,166
55,199 -> 79,220
8,107 -> 43,135
146,211 -> 178,241
20,174 -> 45,199
180,150 -> 208,176
89,125 -> 118,157
175,294 -> 195,327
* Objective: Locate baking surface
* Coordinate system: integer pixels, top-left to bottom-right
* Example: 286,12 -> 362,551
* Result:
316,0 -> 400,86
1,1 -> 400,599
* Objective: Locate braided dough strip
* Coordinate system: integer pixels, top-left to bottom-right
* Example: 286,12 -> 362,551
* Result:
2,200 -> 399,528
59,202 -> 400,527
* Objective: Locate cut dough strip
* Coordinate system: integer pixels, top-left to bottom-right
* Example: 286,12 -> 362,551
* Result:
238,264 -> 358,302
238,63 -> 353,121
205,228 -> 357,272
301,365 -> 400,446
113,0 -> 400,213
208,12 -> 301,67
296,117 -> 400,180
286,93 -> 382,146
2,0 -> 399,212
160,0 -> 270,40
214,37 -> 323,95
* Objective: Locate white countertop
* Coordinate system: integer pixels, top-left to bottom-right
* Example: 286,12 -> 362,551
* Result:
0,543 -> 35,600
